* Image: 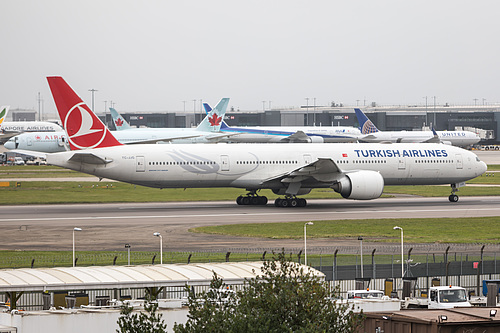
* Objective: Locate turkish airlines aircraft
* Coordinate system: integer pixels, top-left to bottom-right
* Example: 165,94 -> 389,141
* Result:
46,76 -> 487,206
355,108 -> 481,147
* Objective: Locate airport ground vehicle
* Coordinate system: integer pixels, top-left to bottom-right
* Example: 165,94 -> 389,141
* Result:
402,286 -> 471,309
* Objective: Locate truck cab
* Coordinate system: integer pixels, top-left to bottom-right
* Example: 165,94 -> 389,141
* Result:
428,286 -> 471,309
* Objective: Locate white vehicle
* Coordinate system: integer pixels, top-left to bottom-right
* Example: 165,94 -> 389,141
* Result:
13,157 -> 24,165
46,76 -> 487,207
404,286 -> 471,309
356,109 -> 481,147
347,290 -> 385,299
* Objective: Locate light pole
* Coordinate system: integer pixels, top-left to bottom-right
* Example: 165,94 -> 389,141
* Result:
304,222 -> 314,266
153,232 -> 163,264
125,244 -> 131,265
88,89 -> 98,112
358,236 -> 364,278
72,227 -> 82,267
393,226 -> 404,279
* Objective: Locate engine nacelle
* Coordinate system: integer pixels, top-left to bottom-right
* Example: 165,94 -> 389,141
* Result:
307,136 -> 324,143
331,170 -> 384,200
272,188 -> 312,196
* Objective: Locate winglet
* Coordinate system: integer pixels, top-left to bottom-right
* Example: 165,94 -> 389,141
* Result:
354,108 -> 379,134
196,98 -> 229,132
109,107 -> 133,131
47,76 -> 123,150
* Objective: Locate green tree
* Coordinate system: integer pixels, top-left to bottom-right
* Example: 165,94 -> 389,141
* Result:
116,298 -> 167,333
174,251 -> 363,333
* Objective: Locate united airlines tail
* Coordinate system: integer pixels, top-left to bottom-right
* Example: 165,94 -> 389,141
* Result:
196,98 -> 229,132
109,107 -> 133,131
355,108 -> 380,134
47,76 -> 123,150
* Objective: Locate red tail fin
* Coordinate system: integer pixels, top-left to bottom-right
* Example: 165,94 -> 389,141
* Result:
47,76 -> 122,150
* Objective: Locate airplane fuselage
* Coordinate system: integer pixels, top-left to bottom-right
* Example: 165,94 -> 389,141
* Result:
359,130 -> 480,147
47,143 -> 486,193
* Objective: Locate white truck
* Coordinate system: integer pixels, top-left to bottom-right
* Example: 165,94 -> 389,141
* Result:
403,286 -> 471,309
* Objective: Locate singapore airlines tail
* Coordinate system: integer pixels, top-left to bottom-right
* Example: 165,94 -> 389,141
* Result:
0,106 -> 9,129
47,76 -> 122,150
109,108 -> 133,131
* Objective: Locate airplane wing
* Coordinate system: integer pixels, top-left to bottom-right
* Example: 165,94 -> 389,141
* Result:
280,131 -> 311,143
125,134 -> 204,144
68,152 -> 113,165
422,128 -> 442,144
7,150 -> 48,159
204,133 -> 241,141
261,158 -> 343,186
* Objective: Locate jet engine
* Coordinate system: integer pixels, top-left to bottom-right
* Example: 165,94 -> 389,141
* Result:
331,170 -> 384,200
307,136 -> 324,143
272,188 -> 312,195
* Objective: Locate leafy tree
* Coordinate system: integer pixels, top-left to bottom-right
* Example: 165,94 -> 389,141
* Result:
116,298 -> 167,333
174,251 -> 363,333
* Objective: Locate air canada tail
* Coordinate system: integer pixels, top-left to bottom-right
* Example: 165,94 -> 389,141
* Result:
203,102 -> 229,129
109,107 -> 133,131
47,76 -> 122,150
196,98 -> 229,132
354,108 -> 379,134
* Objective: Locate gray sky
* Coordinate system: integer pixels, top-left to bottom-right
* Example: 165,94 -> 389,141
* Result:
1,0 -> 499,116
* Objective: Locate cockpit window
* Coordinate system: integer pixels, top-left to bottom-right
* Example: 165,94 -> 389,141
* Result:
476,157 -> 480,162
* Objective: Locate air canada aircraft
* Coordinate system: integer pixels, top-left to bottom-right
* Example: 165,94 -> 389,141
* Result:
355,108 -> 481,147
4,95 -> 231,154
46,76 -> 487,206
203,103 -> 360,143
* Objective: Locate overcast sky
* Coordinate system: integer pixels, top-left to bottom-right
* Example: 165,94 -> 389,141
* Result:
1,0 -> 499,117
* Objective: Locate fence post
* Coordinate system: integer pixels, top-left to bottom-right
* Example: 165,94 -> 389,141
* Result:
371,249 -> 376,280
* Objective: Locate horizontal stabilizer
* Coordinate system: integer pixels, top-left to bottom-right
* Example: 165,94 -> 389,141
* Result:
68,152 -> 113,164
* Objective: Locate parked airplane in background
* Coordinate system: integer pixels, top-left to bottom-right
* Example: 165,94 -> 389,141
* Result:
109,108 -> 133,130
355,108 -> 480,147
1,106 -> 63,143
5,90 -> 231,154
203,103 -> 360,143
46,76 -> 486,206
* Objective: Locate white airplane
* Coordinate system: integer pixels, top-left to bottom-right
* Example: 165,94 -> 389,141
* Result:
45,76 -> 486,206
1,106 -> 62,143
4,90 -> 231,154
355,108 -> 481,147
203,103 -> 360,143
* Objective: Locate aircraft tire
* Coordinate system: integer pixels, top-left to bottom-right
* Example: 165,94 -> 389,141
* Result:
280,199 -> 289,207
259,196 -> 268,205
290,199 -> 298,207
298,198 -> 307,207
275,199 -> 282,207
236,196 -> 243,205
449,195 -> 459,202
251,197 -> 260,205
241,196 -> 251,205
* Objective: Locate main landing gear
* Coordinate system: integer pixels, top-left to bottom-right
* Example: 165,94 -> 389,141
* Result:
274,196 -> 307,208
449,184 -> 459,202
236,192 -> 268,206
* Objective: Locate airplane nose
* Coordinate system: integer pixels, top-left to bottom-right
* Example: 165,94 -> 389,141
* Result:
480,161 -> 487,174
4,140 -> 14,150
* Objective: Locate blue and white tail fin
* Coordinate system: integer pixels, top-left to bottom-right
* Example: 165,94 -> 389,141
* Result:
196,98 -> 229,132
109,108 -> 133,131
354,108 -> 379,134
203,102 -> 229,129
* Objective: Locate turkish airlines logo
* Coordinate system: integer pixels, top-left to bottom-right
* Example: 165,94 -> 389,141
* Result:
64,102 -> 107,149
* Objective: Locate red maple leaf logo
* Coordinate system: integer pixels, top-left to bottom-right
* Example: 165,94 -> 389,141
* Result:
208,113 -> 222,127
115,118 -> 124,127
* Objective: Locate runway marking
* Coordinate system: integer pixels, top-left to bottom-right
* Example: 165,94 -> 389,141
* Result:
1,207 -> 500,222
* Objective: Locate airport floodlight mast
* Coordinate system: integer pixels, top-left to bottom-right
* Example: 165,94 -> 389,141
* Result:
153,232 -> 163,264
393,226 -> 404,280
72,227 -> 82,267
358,236 -> 364,279
88,89 -> 98,112
304,222 -> 314,266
